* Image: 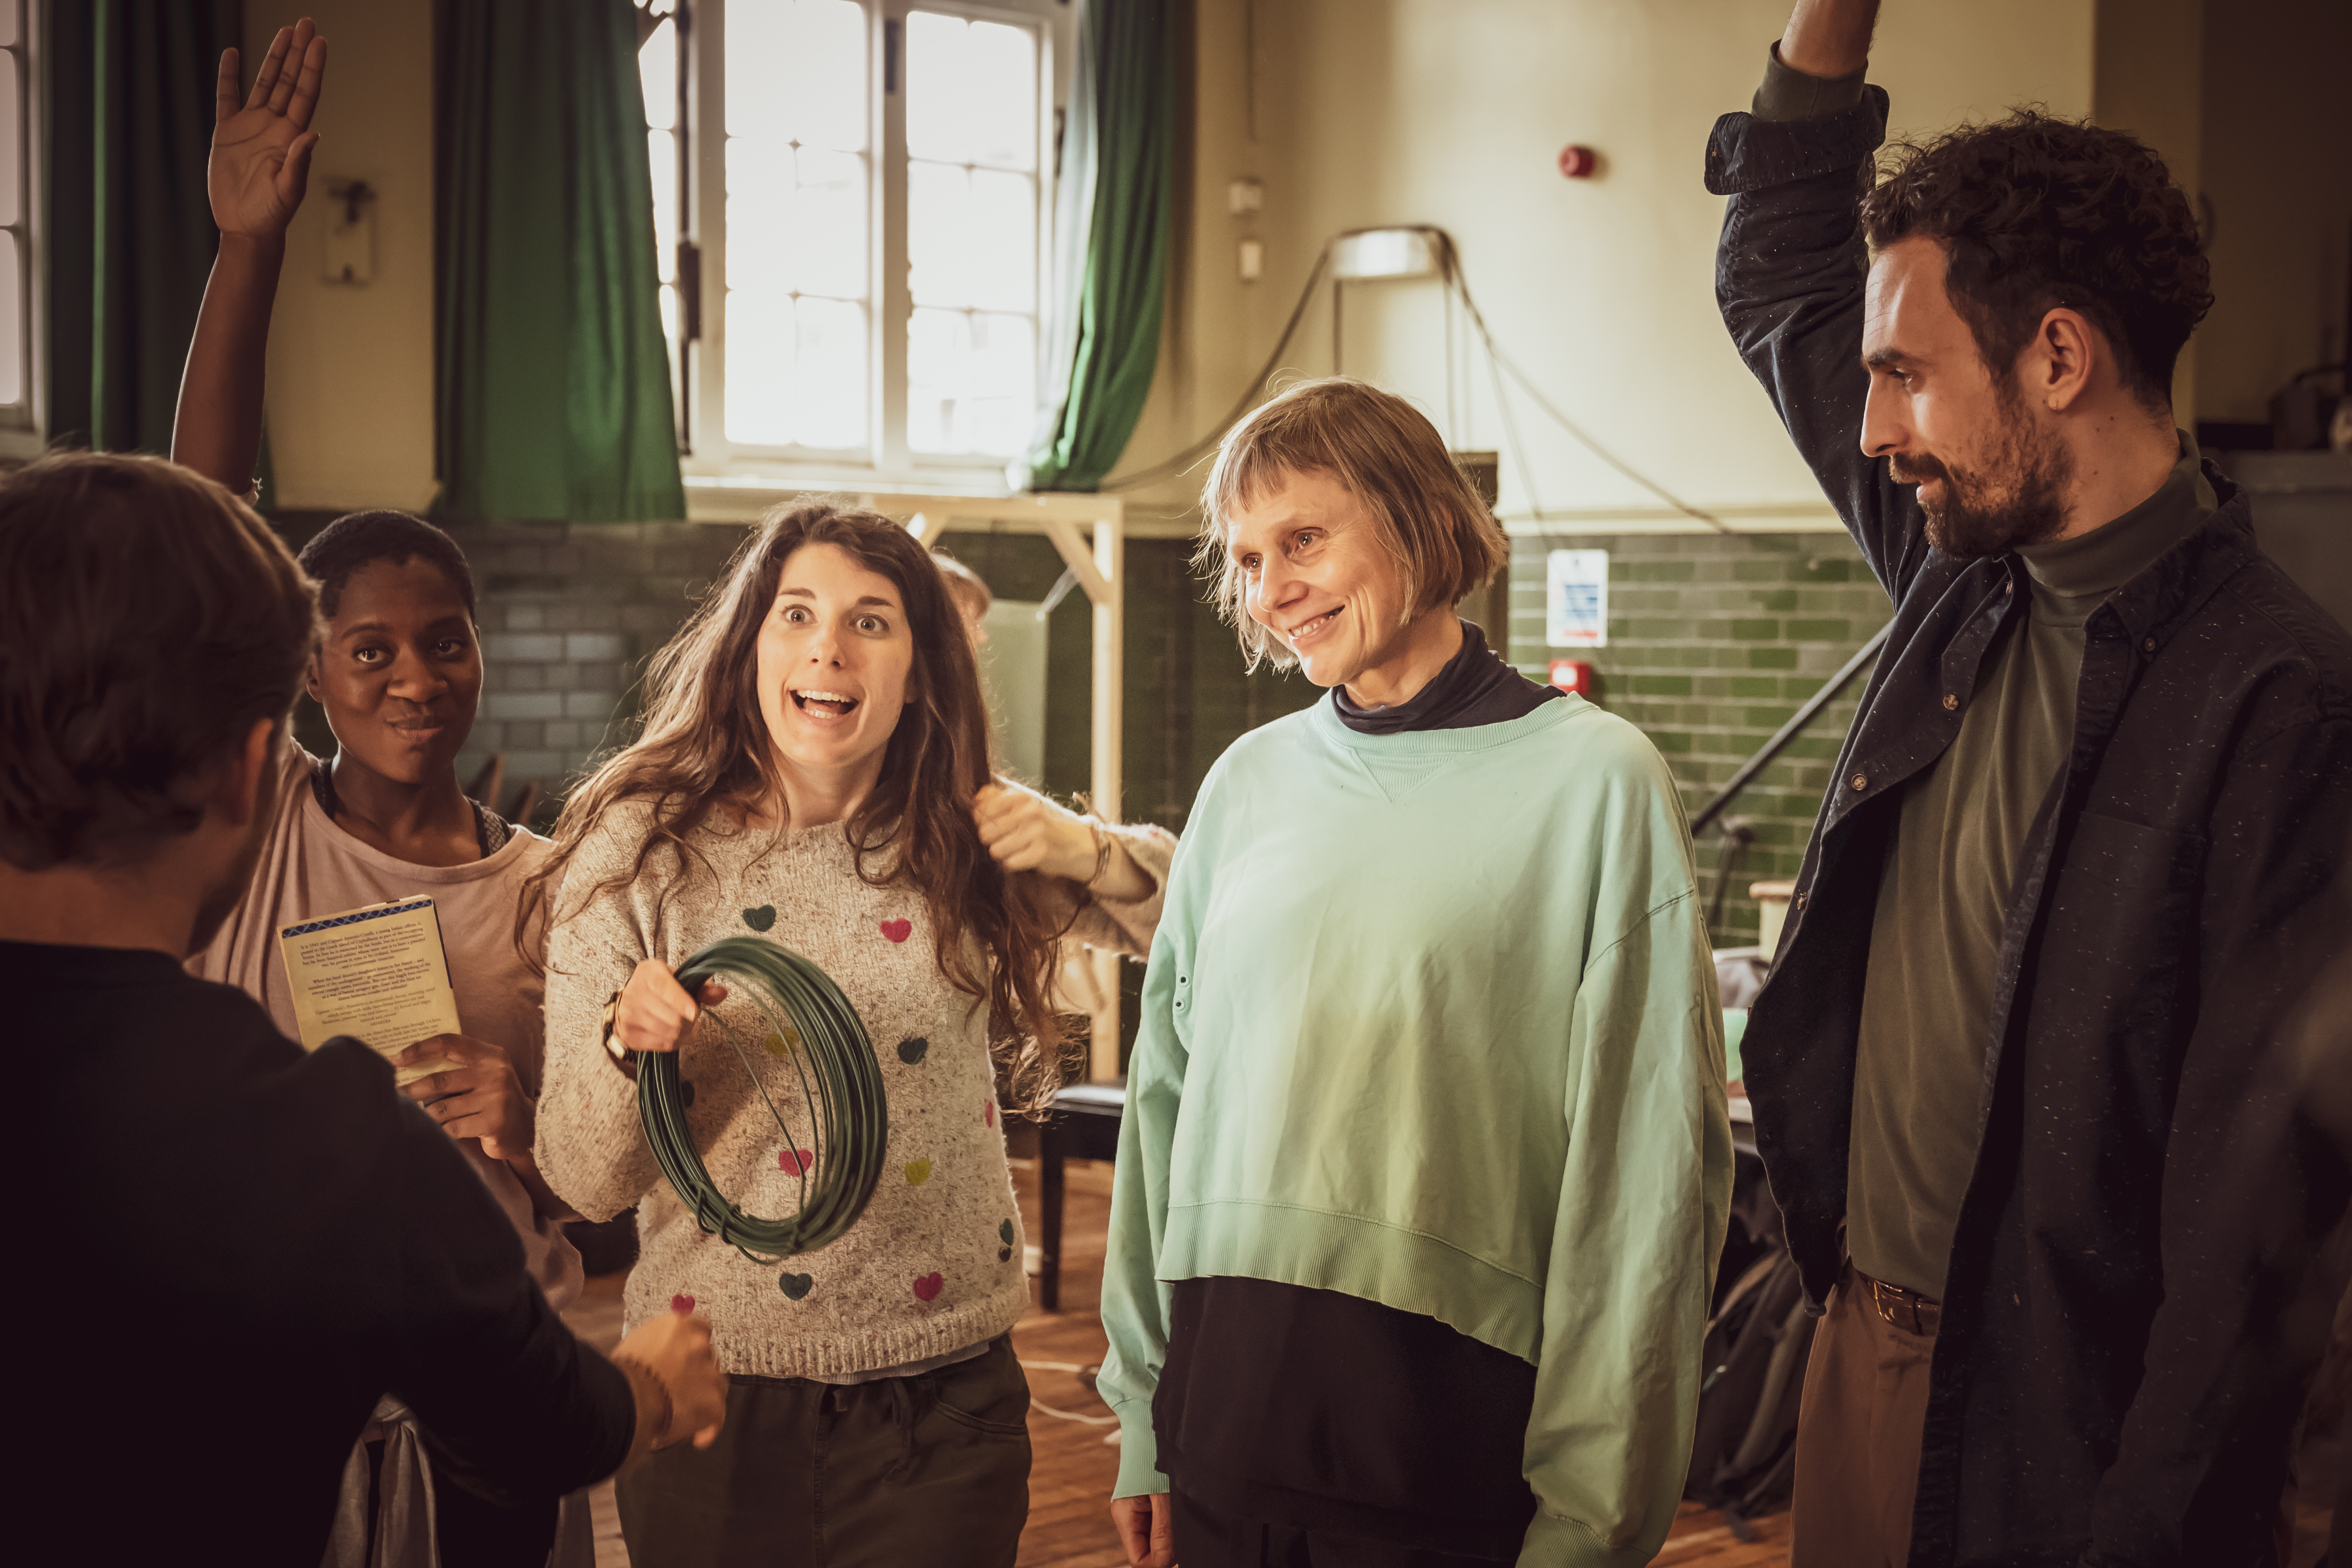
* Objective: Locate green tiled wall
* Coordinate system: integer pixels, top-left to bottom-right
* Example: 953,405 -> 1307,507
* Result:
269,508 -> 1883,956
1505,532 -> 1892,945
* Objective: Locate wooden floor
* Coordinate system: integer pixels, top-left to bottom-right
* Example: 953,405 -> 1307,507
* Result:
560,1159 -> 1790,1567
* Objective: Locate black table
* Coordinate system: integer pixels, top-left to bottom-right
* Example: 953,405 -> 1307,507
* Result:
1037,1079 -> 1124,1311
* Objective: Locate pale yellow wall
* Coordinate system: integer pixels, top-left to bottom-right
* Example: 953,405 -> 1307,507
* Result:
247,0 -> 2123,520
1113,0 -> 2098,523
248,0 -> 437,512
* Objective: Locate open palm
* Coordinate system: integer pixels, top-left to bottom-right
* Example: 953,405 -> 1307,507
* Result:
210,19 -> 328,242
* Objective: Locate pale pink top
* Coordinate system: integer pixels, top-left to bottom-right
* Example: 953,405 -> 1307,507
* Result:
193,746 -> 583,1311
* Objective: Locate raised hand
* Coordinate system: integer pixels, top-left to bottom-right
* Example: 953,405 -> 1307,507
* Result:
1779,0 -> 1879,78
210,18 -> 328,242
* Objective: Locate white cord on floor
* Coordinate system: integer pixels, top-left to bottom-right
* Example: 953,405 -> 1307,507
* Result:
1030,1397 -> 1120,1426
1019,1360 -> 1122,1426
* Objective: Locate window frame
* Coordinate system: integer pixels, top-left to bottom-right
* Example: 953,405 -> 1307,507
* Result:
672,0 -> 1072,501
0,0 -> 41,455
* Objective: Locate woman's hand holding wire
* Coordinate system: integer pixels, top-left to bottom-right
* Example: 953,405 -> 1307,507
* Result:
617,957 -> 728,1053
395,1034 -> 533,1160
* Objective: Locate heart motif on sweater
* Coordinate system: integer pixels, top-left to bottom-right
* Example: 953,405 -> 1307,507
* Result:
905,1158 -> 932,1186
763,1027 -> 800,1058
743,905 -> 777,932
880,918 -> 913,943
671,1293 -> 695,1314
984,1100 -> 996,1129
999,1218 -> 1016,1246
912,1272 -> 944,1302
896,1036 -> 930,1065
779,1148 -> 815,1175
779,1273 -> 814,1300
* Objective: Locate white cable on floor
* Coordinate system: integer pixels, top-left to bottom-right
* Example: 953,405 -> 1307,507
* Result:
1019,1360 -> 1123,1426
1031,1397 -> 1121,1426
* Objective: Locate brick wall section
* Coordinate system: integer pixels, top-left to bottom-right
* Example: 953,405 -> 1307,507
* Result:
1503,531 -> 1892,945
276,513 -> 1879,948
278,515 -> 1317,841
453,521 -> 752,816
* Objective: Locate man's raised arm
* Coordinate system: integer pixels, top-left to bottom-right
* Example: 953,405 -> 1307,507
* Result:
1705,0 -> 1925,594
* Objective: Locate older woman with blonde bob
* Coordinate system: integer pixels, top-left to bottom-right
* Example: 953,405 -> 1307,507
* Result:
1097,378 -> 1732,1568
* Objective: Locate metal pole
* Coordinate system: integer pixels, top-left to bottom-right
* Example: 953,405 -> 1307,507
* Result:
1690,623 -> 1892,839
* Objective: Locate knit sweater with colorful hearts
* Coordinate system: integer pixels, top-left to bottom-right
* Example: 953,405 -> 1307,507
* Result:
536,800 -> 1170,1378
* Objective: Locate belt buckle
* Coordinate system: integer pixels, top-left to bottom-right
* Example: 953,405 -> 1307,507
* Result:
1869,1277 -> 1935,1336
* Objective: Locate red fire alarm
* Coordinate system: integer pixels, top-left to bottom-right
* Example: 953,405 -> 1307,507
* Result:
1557,145 -> 1599,179
1549,659 -> 1595,695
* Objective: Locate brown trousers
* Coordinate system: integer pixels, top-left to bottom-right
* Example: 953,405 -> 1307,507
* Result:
1790,1267 -> 1937,1568
616,1335 -> 1032,1568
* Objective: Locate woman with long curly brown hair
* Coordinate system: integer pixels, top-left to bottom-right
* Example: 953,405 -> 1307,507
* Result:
532,501 -> 1171,1567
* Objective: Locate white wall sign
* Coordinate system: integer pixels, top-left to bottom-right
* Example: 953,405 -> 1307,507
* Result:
1545,549 -> 1610,648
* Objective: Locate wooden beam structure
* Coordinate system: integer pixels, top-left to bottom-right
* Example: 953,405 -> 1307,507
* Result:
859,490 -> 1129,1084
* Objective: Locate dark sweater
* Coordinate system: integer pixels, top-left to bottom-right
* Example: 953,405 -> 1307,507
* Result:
10,941 -> 634,1566
1155,618 -> 1559,1558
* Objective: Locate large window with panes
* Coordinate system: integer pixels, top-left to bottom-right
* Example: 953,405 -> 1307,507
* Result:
638,0 -> 1072,493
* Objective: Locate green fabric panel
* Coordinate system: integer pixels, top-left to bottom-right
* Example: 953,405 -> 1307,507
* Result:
435,0 -> 682,522
42,0 -> 240,455
1025,0 -> 1174,493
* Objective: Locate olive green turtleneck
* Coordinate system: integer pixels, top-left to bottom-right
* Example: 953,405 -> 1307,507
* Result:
1846,435 -> 2217,1301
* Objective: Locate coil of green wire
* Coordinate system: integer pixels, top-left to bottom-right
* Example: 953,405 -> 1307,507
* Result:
637,935 -> 889,1261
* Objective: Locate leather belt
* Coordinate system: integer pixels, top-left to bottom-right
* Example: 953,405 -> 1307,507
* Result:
1862,1271 -> 1941,1337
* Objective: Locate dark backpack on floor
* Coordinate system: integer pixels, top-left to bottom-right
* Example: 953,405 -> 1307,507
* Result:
1684,1245 -> 1815,1524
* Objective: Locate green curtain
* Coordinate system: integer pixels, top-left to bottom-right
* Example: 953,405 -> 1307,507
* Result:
42,0 -> 242,455
435,0 -> 683,522
1020,0 -> 1176,493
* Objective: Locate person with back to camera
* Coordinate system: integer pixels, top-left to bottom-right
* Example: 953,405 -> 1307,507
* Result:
1095,376 -> 1733,1568
528,501 -> 1175,1567
0,447 -> 730,1567
168,21 -> 605,1563
1707,2 -> 2352,1562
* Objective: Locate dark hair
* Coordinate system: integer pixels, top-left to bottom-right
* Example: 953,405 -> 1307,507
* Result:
1198,377 -> 1505,672
531,501 -> 1073,1109
297,510 -> 477,620
1860,110 -> 2213,407
0,452 -> 319,869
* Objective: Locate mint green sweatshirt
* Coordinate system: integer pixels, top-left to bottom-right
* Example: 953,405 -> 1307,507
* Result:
1099,695 -> 1732,1568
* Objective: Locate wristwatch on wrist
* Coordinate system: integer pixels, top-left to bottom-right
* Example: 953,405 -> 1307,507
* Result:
600,988 -> 638,1081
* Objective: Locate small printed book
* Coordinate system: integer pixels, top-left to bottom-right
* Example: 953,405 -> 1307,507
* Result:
278,896 -> 460,1086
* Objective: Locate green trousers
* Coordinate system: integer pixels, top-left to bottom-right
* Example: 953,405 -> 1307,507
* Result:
617,1336 -> 1031,1567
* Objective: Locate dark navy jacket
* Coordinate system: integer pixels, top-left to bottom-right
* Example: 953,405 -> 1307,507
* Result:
1707,85 -> 2352,1568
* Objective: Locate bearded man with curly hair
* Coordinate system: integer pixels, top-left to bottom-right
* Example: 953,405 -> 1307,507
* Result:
1706,3 -> 2352,1565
